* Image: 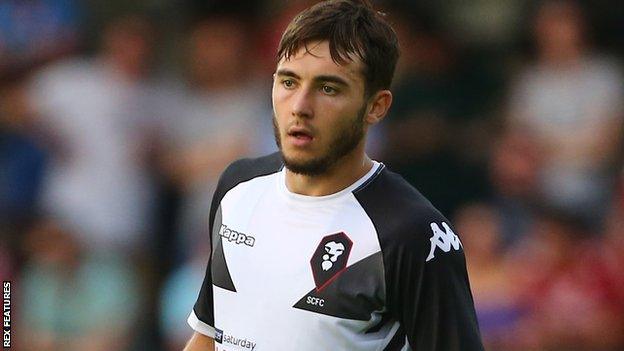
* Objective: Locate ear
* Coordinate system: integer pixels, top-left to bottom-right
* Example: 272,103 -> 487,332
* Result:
364,90 -> 393,125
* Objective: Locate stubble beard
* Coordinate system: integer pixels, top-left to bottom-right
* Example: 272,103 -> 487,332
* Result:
273,105 -> 367,177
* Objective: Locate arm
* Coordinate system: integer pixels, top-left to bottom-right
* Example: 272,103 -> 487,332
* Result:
353,169 -> 484,350
183,332 -> 215,351
387,214 -> 484,350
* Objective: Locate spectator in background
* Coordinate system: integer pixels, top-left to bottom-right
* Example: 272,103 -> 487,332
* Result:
434,0 -> 523,49
506,0 -> 624,228
18,218 -> 140,351
157,16 -> 270,259
0,0 -> 82,74
28,15 -> 158,253
454,203 -> 527,350
382,15 -> 464,217
158,242 -> 208,351
598,184 -> 624,337
382,11 -> 494,217
489,129 -> 541,246
510,211 -> 624,349
0,72 -> 48,232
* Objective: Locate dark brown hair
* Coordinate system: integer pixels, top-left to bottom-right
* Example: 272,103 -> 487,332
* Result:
277,0 -> 399,97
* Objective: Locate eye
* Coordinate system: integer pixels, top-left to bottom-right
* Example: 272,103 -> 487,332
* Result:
321,85 -> 338,95
282,79 -> 295,89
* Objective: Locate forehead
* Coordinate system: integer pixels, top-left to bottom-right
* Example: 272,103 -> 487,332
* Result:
277,41 -> 365,86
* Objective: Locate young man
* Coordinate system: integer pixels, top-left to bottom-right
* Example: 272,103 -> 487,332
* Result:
185,1 -> 484,350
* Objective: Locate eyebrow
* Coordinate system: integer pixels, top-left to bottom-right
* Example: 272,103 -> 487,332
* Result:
276,69 -> 350,87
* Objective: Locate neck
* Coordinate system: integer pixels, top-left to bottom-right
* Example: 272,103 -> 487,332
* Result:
285,146 -> 373,196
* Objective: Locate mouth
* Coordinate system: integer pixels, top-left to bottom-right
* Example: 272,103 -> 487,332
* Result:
287,126 -> 314,146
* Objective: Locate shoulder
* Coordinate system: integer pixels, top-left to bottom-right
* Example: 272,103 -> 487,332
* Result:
213,152 -> 283,202
208,152 -> 283,225
354,166 -> 446,229
219,152 -> 282,186
353,166 -> 452,253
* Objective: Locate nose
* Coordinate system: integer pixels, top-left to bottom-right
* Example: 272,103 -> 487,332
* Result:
291,87 -> 314,119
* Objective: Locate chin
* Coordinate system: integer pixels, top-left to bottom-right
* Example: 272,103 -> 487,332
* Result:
280,151 -> 330,176
282,152 -> 314,168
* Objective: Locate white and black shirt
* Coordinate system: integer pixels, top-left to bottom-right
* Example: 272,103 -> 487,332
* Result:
188,153 -> 483,350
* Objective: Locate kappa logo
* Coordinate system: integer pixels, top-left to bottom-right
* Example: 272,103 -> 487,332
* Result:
311,232 -> 353,291
219,224 -> 255,247
426,222 -> 462,262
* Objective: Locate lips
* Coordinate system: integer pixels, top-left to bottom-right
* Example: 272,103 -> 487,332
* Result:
288,126 -> 313,139
288,126 -> 313,138
287,126 -> 314,146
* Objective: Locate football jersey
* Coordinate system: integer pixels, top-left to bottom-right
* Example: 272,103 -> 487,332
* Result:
188,153 -> 483,350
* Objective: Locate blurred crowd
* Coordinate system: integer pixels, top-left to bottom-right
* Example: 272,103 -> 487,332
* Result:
0,0 -> 623,350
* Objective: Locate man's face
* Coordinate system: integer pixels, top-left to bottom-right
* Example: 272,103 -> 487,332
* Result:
272,41 -> 369,176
